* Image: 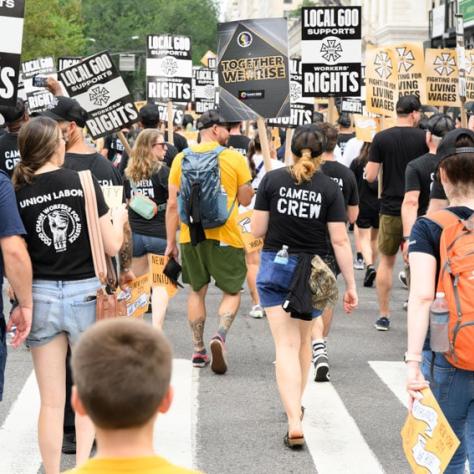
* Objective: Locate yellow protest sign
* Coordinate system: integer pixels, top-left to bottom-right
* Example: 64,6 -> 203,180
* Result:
237,211 -> 263,254
200,50 -> 216,67
465,50 -> 474,101
401,388 -> 460,473
148,254 -> 178,297
101,185 -> 123,209
365,46 -> 399,117
425,49 -> 460,107
354,115 -> 379,143
125,274 -> 151,318
134,100 -> 147,111
395,42 -> 426,104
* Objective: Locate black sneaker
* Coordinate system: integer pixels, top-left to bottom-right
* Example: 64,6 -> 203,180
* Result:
363,267 -> 377,287
62,432 -> 76,455
314,354 -> 330,382
374,316 -> 390,331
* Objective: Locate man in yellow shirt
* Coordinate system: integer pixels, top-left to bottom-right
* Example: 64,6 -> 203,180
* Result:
166,110 -> 253,374
63,318 -> 202,474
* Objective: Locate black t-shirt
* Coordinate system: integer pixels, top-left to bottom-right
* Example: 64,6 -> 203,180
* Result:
430,178 -> 447,201
321,160 -> 359,207
369,126 -> 428,216
64,152 -> 123,187
0,132 -> 20,178
254,168 -> 346,254
350,158 -> 380,212
124,166 -> 169,238
227,134 -> 251,157
104,133 -> 125,164
405,152 -> 440,216
165,131 -> 188,153
337,132 -> 355,156
15,168 -> 108,280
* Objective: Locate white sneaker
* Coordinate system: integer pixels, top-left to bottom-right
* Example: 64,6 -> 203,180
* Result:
353,257 -> 364,270
249,304 -> 265,318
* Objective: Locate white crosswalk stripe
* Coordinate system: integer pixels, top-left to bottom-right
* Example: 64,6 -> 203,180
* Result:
368,361 -> 408,408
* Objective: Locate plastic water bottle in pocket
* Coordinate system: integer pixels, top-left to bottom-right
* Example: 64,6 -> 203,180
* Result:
429,292 -> 450,352
274,245 -> 289,265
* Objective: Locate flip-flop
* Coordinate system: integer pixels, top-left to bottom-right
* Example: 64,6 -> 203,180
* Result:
284,432 -> 305,450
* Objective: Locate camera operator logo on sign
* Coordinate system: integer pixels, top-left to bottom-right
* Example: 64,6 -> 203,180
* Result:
237,31 -> 253,48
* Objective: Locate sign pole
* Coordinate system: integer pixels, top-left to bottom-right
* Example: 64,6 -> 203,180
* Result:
167,101 -> 174,146
256,117 -> 272,172
284,128 -> 294,165
117,131 -> 132,157
456,12 -> 468,127
378,116 -> 384,199
327,97 -> 338,124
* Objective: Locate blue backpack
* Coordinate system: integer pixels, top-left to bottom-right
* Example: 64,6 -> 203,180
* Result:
178,145 -> 236,229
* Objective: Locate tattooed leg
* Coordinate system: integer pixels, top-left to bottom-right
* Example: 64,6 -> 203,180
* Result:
188,285 -> 208,352
216,292 -> 241,342
189,317 -> 206,352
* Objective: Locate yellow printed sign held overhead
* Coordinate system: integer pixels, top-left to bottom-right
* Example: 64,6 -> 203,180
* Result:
200,50 -> 217,68
148,254 -> 178,298
237,211 -> 263,254
395,42 -> 426,104
354,115 -> 379,143
464,50 -> 474,101
425,49 -> 460,107
401,387 -> 460,473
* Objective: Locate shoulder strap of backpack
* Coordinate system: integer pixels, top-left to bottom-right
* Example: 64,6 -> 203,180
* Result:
425,209 -> 461,229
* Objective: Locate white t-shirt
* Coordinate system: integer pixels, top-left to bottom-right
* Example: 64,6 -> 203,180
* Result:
341,137 -> 363,168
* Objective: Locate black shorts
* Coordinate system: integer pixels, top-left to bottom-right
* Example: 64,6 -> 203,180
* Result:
356,209 -> 379,229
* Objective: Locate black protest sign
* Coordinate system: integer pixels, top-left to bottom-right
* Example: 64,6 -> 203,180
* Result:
22,57 -> 58,113
217,18 -> 290,121
0,0 -> 25,106
156,102 -> 186,126
58,51 -> 139,139
58,57 -> 82,71
146,35 -> 192,103
301,6 -> 362,97
341,98 -> 363,114
194,66 -> 216,114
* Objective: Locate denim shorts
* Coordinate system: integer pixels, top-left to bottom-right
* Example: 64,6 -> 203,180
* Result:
132,233 -> 167,257
0,316 -> 6,401
256,250 -> 322,318
26,277 -> 100,348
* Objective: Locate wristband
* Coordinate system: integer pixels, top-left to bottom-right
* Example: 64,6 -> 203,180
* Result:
403,236 -> 411,241
404,352 -> 422,363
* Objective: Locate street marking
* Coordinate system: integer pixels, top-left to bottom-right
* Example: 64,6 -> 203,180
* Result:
154,359 -> 198,469
369,361 -> 408,408
303,374 -> 384,474
0,371 -> 41,474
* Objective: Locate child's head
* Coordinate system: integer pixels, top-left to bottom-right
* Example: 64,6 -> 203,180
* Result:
71,319 -> 173,429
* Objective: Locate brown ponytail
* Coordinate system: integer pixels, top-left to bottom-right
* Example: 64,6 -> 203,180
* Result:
12,116 -> 61,190
290,127 -> 324,184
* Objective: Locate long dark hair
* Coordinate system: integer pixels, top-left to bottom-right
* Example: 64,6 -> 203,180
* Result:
247,127 -> 272,180
354,142 -> 371,167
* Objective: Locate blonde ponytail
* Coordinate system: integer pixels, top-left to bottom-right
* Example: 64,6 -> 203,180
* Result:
291,148 -> 322,184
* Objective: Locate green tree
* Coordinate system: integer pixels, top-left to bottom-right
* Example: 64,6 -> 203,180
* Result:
22,0 -> 86,61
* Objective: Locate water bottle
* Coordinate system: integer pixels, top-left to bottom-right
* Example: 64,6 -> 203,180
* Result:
430,292 -> 450,352
274,245 -> 289,265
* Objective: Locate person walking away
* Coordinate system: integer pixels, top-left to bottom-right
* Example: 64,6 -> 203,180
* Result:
166,110 -> 253,374
227,121 -> 250,157
365,95 -> 428,331
251,125 -> 357,448
406,128 -> 474,473
13,117 -> 127,474
350,142 -> 380,288
336,112 -> 355,159
124,129 -> 170,329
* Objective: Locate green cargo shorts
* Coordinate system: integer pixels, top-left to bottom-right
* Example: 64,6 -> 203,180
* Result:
378,214 -> 403,256
181,240 -> 246,294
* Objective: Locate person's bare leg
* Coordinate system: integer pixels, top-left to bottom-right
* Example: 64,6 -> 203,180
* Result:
354,224 -> 363,256
299,320 -> 313,394
75,413 -> 95,467
245,251 -> 260,306
151,287 -> 169,330
266,306 -> 304,438
376,254 -> 397,316
31,334 -> 68,474
130,255 -> 148,278
188,285 -> 208,352
322,307 -> 334,338
311,313 -> 324,341
371,228 -> 379,265
216,292 -> 241,341
358,227 -> 373,266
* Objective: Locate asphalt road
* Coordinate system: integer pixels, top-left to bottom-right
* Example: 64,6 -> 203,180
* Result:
0,252 -> 411,474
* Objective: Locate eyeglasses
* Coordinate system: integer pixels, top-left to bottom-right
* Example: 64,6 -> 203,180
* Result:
153,142 -> 167,148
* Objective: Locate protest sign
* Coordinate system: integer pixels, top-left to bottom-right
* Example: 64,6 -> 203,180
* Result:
21,57 -> 58,113
365,46 -> 399,117
217,18 -> 290,121
146,34 -> 192,103
301,6 -> 362,97
401,388 -> 460,474
425,48 -> 460,107
395,42 -> 426,103
58,51 -> 139,139
237,211 -> 263,254
58,57 -> 82,71
101,185 -> 123,209
124,274 -> 151,319
268,58 -> 313,128
148,254 -> 178,298
200,50 -> 217,68
155,101 -> 186,125
341,98 -> 363,114
0,0 -> 25,106
194,66 -> 216,114
354,115 -> 379,142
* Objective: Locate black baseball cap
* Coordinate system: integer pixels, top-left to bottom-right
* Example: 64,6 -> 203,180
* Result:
337,112 -> 351,128
465,102 -> 474,118
196,110 -> 228,130
138,103 -> 160,127
396,95 -> 421,115
0,99 -> 27,124
427,113 -> 455,138
436,128 -> 474,161
40,96 -> 88,127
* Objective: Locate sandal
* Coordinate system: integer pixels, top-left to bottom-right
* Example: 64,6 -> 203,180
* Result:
284,432 -> 305,449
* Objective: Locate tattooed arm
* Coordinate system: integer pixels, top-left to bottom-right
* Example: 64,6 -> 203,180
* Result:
119,221 -> 135,288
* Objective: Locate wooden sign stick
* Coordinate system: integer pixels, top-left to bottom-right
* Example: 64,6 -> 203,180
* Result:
284,128 -> 294,165
167,101 -> 174,146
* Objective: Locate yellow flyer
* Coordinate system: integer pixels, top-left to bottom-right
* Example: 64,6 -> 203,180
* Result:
237,211 -> 263,254
148,254 -> 178,298
401,387 -> 460,473
101,185 -> 123,209
125,274 -> 151,319
425,49 -> 460,107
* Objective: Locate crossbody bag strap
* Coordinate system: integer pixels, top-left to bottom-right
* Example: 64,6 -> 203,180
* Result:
214,145 -> 237,216
79,170 -> 108,285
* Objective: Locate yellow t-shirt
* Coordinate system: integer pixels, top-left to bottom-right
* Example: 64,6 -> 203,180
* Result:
169,141 -> 252,248
63,456 -> 202,474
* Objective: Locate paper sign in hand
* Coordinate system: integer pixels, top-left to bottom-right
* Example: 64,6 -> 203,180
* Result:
237,211 -> 263,254
239,216 -> 251,234
412,399 -> 438,437
411,435 -> 441,474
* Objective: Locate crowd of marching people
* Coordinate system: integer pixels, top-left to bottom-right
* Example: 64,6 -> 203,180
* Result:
1,87 -> 474,473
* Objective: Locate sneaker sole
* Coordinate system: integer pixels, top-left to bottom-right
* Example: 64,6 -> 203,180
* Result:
192,361 -> 209,368
249,313 -> 264,319
314,363 -> 330,382
210,339 -> 227,375
374,324 -> 389,331
364,271 -> 376,288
